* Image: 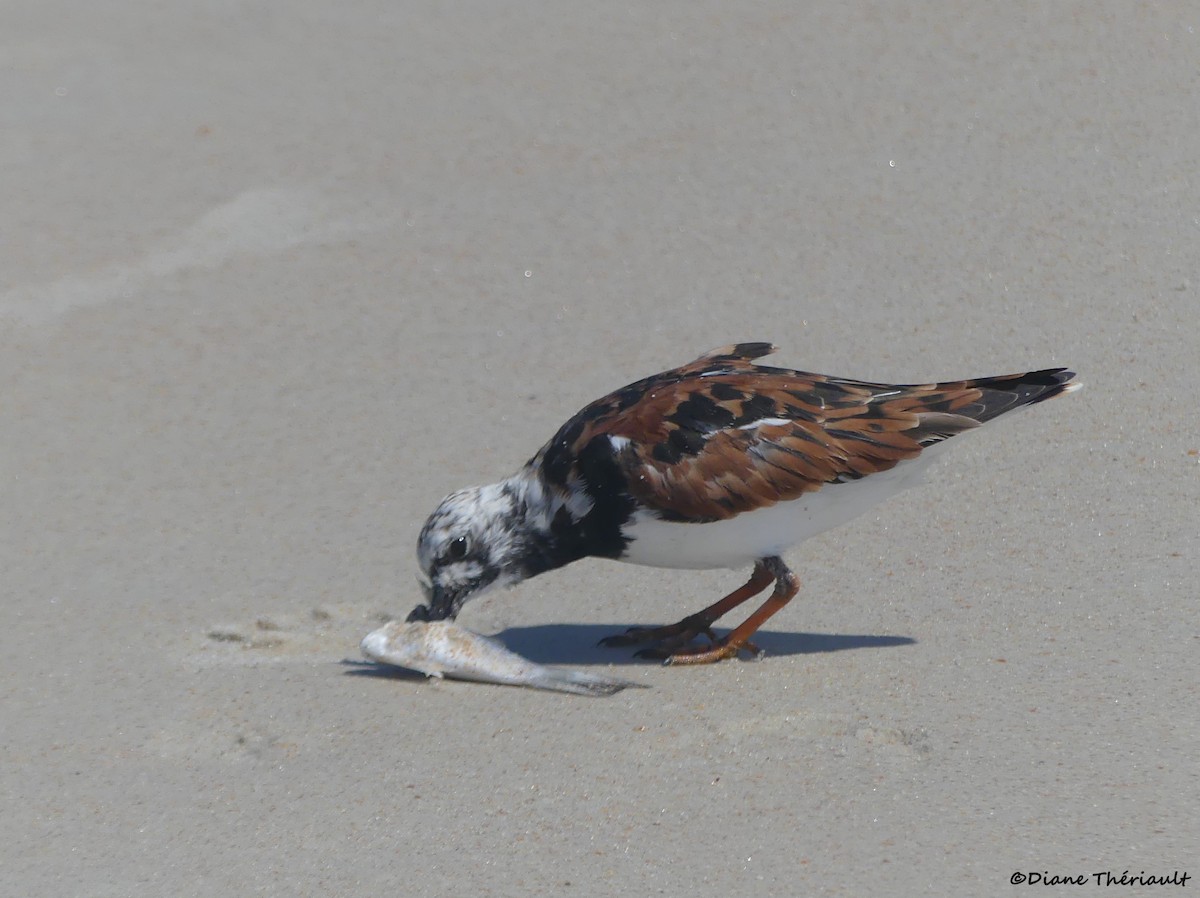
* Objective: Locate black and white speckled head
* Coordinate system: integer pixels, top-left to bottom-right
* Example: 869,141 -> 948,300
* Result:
409,479 -> 534,622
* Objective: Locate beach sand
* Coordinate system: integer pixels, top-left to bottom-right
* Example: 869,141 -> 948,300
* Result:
3,3 -> 1195,895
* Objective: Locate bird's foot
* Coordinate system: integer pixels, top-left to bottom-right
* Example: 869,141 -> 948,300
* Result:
597,613 -> 717,652
599,615 -> 761,665
637,637 -> 764,666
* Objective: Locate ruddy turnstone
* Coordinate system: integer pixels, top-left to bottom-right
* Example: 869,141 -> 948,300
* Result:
408,343 -> 1079,665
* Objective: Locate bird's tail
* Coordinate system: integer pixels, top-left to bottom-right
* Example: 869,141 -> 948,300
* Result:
956,368 -> 1080,424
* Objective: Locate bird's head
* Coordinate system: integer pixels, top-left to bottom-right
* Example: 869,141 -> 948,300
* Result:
409,482 -> 528,622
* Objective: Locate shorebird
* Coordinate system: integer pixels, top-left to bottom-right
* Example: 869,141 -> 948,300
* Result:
407,343 -> 1078,665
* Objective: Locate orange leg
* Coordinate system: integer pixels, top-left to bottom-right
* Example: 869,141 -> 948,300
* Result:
599,558 -> 795,663
663,557 -> 799,665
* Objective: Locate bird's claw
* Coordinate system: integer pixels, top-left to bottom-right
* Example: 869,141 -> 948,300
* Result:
600,618 -> 764,665
597,621 -> 716,650
633,638 -> 764,665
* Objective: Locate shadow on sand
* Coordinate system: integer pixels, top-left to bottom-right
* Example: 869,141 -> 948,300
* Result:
342,623 -> 914,675
495,623 -> 915,666
345,619 -> 907,672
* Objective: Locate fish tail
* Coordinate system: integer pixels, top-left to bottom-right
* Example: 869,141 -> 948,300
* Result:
529,668 -> 647,697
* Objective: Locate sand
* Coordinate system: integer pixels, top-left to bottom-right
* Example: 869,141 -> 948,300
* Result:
3,3 -> 1196,895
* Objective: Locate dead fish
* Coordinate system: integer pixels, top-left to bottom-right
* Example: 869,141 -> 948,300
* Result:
360,619 -> 645,697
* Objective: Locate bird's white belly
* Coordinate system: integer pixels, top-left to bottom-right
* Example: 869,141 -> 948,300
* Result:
617,451 -> 942,570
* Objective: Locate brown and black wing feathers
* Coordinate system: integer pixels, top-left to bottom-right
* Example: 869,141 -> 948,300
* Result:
539,344 -> 1076,524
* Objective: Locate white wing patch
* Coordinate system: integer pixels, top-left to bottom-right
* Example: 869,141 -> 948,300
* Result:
737,417 -> 791,431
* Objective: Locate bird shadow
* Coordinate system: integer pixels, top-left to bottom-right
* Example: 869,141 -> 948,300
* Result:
338,623 -> 915,679
487,623 -> 915,666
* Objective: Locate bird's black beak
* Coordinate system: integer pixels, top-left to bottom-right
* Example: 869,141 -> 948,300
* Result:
406,582 -> 461,622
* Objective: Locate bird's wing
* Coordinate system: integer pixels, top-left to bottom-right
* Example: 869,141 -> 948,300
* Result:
544,343 -> 1072,523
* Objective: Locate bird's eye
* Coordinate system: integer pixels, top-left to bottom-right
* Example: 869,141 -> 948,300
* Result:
447,536 -> 470,561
